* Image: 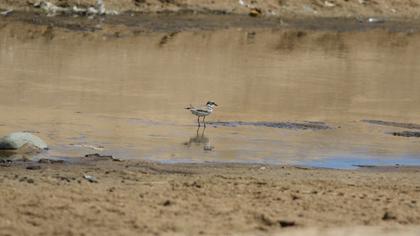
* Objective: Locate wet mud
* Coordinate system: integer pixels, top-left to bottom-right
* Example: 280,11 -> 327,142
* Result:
391,131 -> 420,138
363,120 -> 420,138
208,121 -> 331,130
363,120 -> 420,130
2,11 -> 420,35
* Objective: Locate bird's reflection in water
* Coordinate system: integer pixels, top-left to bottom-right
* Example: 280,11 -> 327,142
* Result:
183,127 -> 214,151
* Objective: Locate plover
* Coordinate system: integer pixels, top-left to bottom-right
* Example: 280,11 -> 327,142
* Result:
185,101 -> 218,127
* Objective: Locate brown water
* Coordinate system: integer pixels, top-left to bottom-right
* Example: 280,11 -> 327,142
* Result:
1,29 -> 420,167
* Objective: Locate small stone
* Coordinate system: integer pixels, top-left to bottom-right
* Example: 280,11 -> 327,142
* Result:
249,8 -> 262,17
382,211 -> 397,221
291,194 -> 300,200
0,9 -> 13,16
324,1 -> 335,7
278,220 -> 296,228
83,175 -> 98,183
0,159 -> 13,167
162,200 -> 172,206
368,18 -> 385,24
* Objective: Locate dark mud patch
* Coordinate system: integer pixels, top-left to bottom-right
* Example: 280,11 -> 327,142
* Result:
352,164 -> 377,168
208,121 -> 331,130
363,120 -> 420,130
391,131 -> 420,138
83,153 -> 122,162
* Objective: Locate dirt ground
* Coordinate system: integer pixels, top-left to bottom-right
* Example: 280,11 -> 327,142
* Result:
0,160 -> 419,235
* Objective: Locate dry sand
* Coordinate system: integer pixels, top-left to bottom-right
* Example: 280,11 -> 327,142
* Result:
0,160 -> 420,235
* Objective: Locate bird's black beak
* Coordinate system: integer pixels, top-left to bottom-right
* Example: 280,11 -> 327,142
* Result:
214,103 -> 218,106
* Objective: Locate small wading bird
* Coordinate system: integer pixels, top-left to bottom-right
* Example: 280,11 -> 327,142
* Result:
185,101 -> 218,127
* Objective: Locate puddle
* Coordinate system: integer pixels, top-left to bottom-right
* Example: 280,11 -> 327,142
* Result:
1,28 -> 420,168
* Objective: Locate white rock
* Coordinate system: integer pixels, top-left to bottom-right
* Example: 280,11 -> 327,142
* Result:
0,132 -> 48,150
96,0 -> 106,15
87,7 -> 98,15
324,1 -> 335,7
239,0 -> 247,7
34,0 -> 118,16
368,17 -> 385,23
72,6 -> 87,14
0,9 -> 13,16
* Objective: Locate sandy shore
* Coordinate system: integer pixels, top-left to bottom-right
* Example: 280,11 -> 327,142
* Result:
0,159 -> 419,235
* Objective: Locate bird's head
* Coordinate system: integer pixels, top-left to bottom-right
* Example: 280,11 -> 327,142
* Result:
206,101 -> 218,107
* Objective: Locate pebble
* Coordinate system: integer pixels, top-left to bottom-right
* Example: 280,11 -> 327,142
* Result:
83,175 -> 98,183
0,9 -> 13,16
162,200 -> 172,206
278,220 -> 296,228
324,1 -> 335,7
368,17 -> 385,23
382,211 -> 397,221
249,8 -> 262,17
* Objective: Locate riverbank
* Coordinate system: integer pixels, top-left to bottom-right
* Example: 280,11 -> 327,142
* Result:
2,0 -> 420,19
1,160 -> 419,235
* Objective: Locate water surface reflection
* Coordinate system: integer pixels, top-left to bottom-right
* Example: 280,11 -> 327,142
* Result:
184,127 -> 214,152
1,29 -> 420,166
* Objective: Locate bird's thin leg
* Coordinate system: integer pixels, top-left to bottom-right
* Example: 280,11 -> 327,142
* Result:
197,116 -> 201,127
203,116 -> 206,128
201,124 -> 206,136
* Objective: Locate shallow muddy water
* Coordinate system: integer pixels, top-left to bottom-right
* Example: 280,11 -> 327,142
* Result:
1,29 -> 420,168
